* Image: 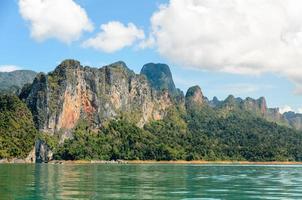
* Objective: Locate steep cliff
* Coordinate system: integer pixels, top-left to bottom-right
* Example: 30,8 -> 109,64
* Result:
140,63 -> 184,103
23,60 -> 173,135
185,85 -> 205,109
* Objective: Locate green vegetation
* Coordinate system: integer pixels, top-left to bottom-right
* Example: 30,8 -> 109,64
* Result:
2,92 -> 302,162
0,94 -> 38,159
53,105 -> 302,161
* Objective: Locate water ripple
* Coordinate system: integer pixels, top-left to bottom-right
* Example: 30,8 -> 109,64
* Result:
1,164 -> 302,199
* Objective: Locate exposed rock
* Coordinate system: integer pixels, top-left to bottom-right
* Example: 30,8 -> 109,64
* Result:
243,97 -> 267,115
185,85 -> 204,108
25,147 -> 36,163
35,139 -> 53,163
0,147 -> 35,163
140,63 -> 177,95
24,59 -> 173,136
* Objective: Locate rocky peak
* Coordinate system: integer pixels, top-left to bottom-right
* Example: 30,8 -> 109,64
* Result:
243,97 -> 267,114
209,96 -> 221,107
185,85 -> 204,107
224,95 -> 242,104
258,97 -> 267,113
107,61 -> 128,69
140,63 -> 177,95
104,61 -> 135,79
57,59 -> 81,70
24,60 -> 174,135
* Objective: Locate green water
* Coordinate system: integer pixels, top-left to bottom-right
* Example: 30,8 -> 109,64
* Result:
1,164 -> 302,199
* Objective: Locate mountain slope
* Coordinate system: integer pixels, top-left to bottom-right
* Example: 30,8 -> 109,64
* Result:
0,70 -> 37,93
22,60 -> 174,135
2,59 -> 302,162
0,94 -> 37,159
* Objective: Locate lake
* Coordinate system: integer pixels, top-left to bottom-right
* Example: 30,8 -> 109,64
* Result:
0,164 -> 302,199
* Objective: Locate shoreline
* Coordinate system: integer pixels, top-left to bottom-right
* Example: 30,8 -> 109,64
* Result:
2,159 -> 302,165
48,160 -> 302,165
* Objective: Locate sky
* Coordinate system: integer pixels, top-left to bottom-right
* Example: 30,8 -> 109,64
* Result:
1,0 -> 302,113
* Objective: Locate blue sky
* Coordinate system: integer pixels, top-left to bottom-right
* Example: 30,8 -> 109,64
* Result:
1,0 -> 302,112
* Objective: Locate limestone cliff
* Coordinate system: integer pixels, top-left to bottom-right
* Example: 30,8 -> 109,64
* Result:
185,85 -> 205,108
23,60 -> 174,135
140,63 -> 184,103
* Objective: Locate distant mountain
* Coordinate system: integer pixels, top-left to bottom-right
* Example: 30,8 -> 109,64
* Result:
283,111 -> 302,130
209,95 -> 286,126
2,59 -> 302,163
0,70 -> 37,94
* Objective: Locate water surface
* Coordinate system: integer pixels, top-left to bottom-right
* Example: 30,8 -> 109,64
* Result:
1,164 -> 302,199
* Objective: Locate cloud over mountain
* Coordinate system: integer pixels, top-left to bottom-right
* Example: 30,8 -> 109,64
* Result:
146,0 -> 302,92
0,65 -> 21,72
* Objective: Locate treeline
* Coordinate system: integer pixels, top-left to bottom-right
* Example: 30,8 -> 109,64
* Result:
53,106 -> 302,161
2,94 -> 302,161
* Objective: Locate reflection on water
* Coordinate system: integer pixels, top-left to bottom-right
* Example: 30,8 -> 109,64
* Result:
1,164 -> 302,199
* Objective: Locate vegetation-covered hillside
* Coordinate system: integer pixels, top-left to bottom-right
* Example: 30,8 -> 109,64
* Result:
0,70 -> 37,94
0,95 -> 37,159
53,105 -> 302,161
2,60 -> 302,162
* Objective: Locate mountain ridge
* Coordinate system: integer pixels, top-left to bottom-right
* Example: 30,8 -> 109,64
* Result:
2,59 -> 302,163
12,59 -> 302,132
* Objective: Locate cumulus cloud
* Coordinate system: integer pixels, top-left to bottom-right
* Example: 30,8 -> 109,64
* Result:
82,21 -> 145,53
279,105 -> 293,114
19,0 -> 93,43
0,65 -> 21,72
146,0 -> 302,93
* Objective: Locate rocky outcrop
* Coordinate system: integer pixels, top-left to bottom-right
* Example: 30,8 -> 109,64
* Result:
23,60 -> 174,135
209,95 -> 285,124
35,140 -> 53,163
141,63 -> 177,95
185,85 -> 205,108
18,58 -> 302,140
0,148 -> 36,163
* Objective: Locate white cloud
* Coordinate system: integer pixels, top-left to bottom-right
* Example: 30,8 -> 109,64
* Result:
0,65 -> 21,72
19,0 -> 93,43
146,0 -> 302,93
82,21 -> 145,53
279,105 -> 293,114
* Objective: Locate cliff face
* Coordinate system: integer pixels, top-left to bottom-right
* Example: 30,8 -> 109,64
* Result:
140,63 -> 184,104
141,63 -> 177,95
19,59 -> 302,138
185,85 -> 205,108
24,60 -> 173,135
